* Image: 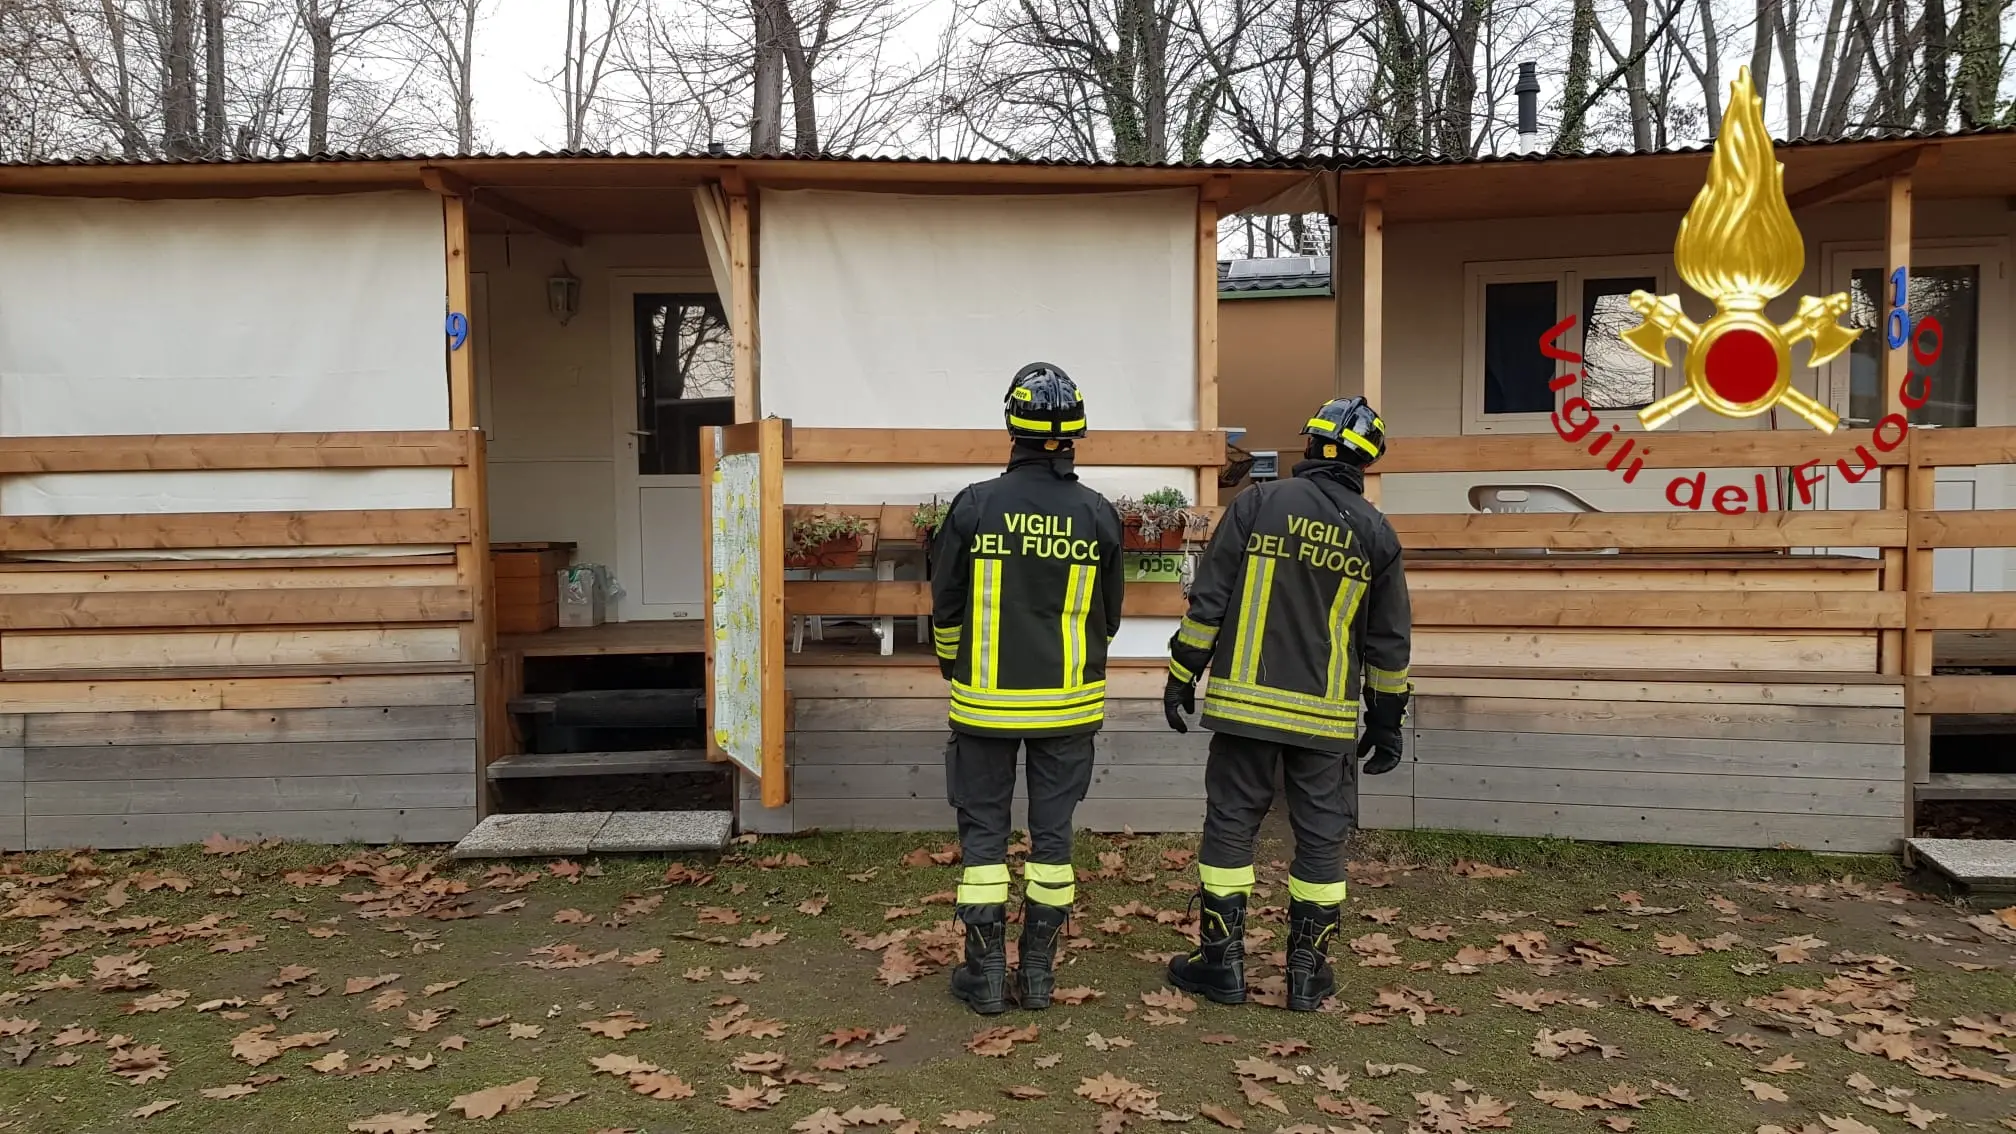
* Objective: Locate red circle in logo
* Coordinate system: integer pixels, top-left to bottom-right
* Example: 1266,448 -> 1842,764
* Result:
1701,327 -> 1780,404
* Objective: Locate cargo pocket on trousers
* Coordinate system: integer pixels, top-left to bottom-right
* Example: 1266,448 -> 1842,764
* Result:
942,731 -> 963,810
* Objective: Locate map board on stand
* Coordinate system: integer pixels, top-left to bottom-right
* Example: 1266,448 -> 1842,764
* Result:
702,419 -> 787,806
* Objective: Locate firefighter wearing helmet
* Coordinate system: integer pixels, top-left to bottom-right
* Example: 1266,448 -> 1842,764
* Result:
1161,395 -> 1412,1011
930,363 -> 1126,1016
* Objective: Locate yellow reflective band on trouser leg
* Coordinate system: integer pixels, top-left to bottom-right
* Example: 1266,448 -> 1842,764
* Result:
1287,875 -> 1348,905
1023,861 -> 1075,907
1199,863 -> 1255,898
958,864 -> 1012,906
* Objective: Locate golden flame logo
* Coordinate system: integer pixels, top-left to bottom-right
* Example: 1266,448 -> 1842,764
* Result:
1623,67 -> 1859,432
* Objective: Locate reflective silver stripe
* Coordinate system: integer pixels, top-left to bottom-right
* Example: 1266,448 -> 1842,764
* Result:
1060,564 -> 1095,688
950,704 -> 1105,729
1177,617 -> 1217,650
1204,697 -> 1357,739
951,681 -> 1104,706
972,559 -> 1001,689
1231,556 -> 1276,684
1169,658 -> 1194,683
1209,677 -> 1355,716
1366,665 -> 1412,694
1325,579 -> 1368,700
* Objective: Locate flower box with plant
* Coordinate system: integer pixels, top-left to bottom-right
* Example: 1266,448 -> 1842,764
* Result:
1117,487 -> 1204,551
910,500 -> 950,545
786,514 -> 872,569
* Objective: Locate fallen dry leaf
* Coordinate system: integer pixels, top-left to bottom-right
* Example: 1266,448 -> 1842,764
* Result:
1742,1078 -> 1790,1103
130,1101 -> 179,1119
722,1084 -> 786,1112
579,1015 -> 650,1040
1198,1102 -> 1246,1129
1003,1086 -> 1047,1100
628,1071 -> 697,1100
202,833 -> 256,856
344,974 -> 400,996
1453,859 -> 1520,879
347,1113 -> 436,1134
200,1084 -> 258,1100
939,1110 -> 995,1129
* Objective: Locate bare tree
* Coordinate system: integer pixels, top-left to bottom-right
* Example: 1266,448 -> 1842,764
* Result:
559,0 -> 632,147
409,0 -> 485,150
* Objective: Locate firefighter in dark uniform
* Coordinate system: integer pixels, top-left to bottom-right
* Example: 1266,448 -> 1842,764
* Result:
930,363 -> 1126,1016
1162,395 -> 1411,1012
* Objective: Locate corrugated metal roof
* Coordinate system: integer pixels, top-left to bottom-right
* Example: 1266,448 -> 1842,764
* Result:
4,123 -> 2012,171
1218,256 -> 1332,294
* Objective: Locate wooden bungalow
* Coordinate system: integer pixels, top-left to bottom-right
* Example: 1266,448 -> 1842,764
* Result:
1,130 -> 2011,854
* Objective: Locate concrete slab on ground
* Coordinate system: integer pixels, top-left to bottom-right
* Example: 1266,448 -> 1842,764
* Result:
451,810 -> 732,859
591,810 -> 733,854
1905,838 -> 2016,894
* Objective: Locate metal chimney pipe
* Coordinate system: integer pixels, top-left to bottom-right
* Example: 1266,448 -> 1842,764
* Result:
1515,62 -> 1541,152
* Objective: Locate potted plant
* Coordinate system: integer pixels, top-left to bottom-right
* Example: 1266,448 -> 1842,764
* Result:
787,514 -> 872,568
1117,487 -> 1202,551
910,500 -> 950,545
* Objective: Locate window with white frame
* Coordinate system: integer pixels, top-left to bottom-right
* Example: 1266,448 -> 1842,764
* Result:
1463,258 -> 1676,434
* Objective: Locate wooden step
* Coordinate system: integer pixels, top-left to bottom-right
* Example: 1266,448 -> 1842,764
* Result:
486,749 -> 720,780
507,688 -> 703,728
1917,772 -> 2016,800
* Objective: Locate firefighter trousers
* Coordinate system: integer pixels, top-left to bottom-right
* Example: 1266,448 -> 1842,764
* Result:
946,730 -> 1095,908
1197,732 -> 1355,903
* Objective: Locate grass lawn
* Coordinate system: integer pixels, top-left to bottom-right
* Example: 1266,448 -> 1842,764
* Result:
2,826 -> 2014,1134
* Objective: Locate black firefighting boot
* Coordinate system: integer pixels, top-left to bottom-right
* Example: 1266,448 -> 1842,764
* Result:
1166,890 -> 1247,1005
949,904 -> 1009,1016
1014,902 -> 1070,1009
1286,897 -> 1340,1012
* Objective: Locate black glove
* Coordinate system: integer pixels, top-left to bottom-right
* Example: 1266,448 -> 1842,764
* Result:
1357,688 -> 1409,775
1163,673 -> 1196,734
938,657 -> 955,681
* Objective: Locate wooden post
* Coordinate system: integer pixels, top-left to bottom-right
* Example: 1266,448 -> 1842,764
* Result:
1877,174 -> 1910,677
1904,431 -> 1936,807
1360,175 -> 1386,505
1197,181 -> 1225,506
727,188 -> 759,423
442,193 -> 496,814
758,417 -> 788,808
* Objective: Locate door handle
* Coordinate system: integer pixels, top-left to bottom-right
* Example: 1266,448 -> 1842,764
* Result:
627,430 -> 654,438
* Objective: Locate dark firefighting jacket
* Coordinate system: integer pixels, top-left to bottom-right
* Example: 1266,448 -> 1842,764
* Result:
1169,460 -> 1410,753
931,446 -> 1126,737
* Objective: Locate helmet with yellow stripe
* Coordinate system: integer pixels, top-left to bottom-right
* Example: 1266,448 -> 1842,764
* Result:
1004,363 -> 1088,441
1302,396 -> 1386,465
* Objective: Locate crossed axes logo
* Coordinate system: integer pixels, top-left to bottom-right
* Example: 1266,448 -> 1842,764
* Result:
1619,66 -> 1860,433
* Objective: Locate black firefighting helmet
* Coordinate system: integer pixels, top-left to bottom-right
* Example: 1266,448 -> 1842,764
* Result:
1004,363 -> 1088,441
1302,396 -> 1386,465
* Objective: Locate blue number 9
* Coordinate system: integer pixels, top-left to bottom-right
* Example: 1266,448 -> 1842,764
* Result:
446,312 -> 470,350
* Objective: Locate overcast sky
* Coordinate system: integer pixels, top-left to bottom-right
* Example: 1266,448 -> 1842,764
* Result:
471,3 -> 564,153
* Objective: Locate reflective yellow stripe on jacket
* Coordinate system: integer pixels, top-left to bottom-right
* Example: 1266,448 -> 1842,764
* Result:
1229,556 -> 1276,683
1060,564 -> 1097,688
1325,578 -> 1368,700
950,681 -> 1106,731
1204,675 -> 1359,740
970,558 -> 1002,687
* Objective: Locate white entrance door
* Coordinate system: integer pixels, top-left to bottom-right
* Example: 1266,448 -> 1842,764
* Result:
1817,241 -> 2010,592
611,273 -> 738,620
